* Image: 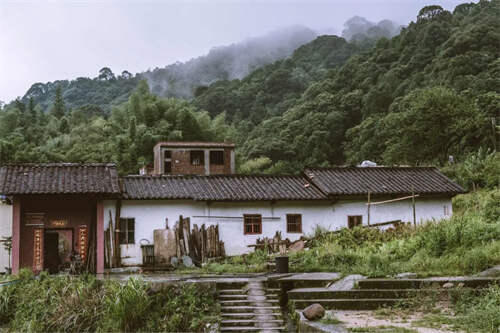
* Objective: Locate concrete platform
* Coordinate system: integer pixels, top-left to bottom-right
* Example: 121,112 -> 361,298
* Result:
278,273 -> 341,288
293,298 -> 399,310
358,277 -> 500,289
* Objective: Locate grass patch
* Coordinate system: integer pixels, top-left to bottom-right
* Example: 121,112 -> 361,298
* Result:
0,270 -> 218,332
453,284 -> 500,332
411,313 -> 455,330
348,326 -> 418,333
320,312 -> 343,325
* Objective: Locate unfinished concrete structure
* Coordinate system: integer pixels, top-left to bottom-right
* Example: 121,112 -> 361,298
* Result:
153,142 -> 235,175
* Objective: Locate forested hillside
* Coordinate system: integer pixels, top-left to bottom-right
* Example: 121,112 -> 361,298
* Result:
15,26 -> 317,114
195,1 -> 499,173
0,1 -> 498,180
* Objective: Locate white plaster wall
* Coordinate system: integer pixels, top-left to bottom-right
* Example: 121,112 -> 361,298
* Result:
332,197 -> 452,227
0,203 -> 12,273
104,196 -> 453,264
104,200 -> 206,266
199,201 -> 336,255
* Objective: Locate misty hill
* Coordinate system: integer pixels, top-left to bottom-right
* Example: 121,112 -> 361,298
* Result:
341,16 -> 402,42
193,35 -> 361,123
18,25 -> 317,113
142,25 -> 317,98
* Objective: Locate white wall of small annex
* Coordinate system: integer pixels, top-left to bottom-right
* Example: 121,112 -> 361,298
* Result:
0,202 -> 12,273
333,197 -> 452,227
104,196 -> 452,265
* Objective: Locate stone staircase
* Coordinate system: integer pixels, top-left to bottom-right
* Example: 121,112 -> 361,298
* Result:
288,277 -> 500,310
217,280 -> 286,332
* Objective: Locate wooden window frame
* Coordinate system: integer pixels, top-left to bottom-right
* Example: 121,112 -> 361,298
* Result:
190,150 -> 205,166
119,218 -> 135,244
244,214 -> 262,235
286,214 -> 302,233
348,215 -> 362,229
209,150 -> 225,165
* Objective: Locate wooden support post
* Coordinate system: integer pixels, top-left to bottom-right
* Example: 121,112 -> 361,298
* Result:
367,191 -> 371,226
12,197 -> 21,274
96,200 -> 105,274
412,188 -> 416,227
113,199 -> 121,268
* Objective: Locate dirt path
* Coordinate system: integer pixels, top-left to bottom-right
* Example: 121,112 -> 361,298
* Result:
333,310 -> 460,333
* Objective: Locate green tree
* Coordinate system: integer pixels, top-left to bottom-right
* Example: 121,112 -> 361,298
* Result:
51,86 -> 66,119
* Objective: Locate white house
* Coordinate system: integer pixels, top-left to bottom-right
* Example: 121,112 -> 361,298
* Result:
103,167 -> 464,266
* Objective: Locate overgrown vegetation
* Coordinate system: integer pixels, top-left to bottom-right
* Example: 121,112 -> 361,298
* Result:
293,188 -> 499,277
378,284 -> 500,332
0,271 -> 218,332
453,285 -> 500,332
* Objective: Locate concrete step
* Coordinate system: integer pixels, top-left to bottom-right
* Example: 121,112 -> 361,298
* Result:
292,298 -> 399,310
220,299 -> 280,305
216,282 -> 249,290
221,306 -> 281,313
288,288 -> 428,299
266,288 -> 281,293
221,312 -> 283,318
221,313 -> 255,318
278,273 -> 341,288
358,278 -> 500,290
220,327 -> 285,332
219,294 -> 279,299
219,294 -> 249,299
219,289 -> 246,295
221,319 -> 284,326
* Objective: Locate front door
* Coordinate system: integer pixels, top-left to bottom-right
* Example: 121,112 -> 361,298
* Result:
44,229 -> 73,273
44,232 -> 60,273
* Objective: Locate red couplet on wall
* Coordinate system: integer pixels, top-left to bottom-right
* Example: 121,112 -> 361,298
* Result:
33,228 -> 44,273
78,226 -> 88,262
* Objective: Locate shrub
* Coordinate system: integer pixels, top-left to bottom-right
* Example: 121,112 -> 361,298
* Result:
0,274 -> 217,332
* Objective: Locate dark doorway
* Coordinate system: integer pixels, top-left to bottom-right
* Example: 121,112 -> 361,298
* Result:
44,232 -> 60,273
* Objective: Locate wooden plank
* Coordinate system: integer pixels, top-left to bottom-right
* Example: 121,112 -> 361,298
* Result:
183,221 -> 190,256
366,194 -> 420,206
174,222 -> 182,258
201,225 -> 206,263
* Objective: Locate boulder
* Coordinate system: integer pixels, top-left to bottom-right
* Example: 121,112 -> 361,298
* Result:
302,303 -> 325,321
182,255 -> 194,267
477,265 -> 500,277
170,256 -> 179,267
442,282 -> 454,289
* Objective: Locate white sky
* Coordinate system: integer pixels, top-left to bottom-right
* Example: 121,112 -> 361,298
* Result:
0,0 -> 469,102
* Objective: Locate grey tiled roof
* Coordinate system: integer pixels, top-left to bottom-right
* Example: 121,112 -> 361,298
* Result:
304,167 -> 465,196
0,163 -> 120,195
122,175 -> 326,201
